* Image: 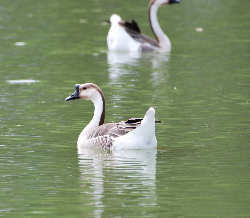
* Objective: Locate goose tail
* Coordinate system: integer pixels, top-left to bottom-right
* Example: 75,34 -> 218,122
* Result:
141,107 -> 155,126
135,107 -> 156,146
112,107 -> 157,149
135,107 -> 156,148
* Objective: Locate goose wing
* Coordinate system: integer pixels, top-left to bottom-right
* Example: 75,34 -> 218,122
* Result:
120,19 -> 141,33
119,20 -> 160,50
87,119 -> 141,139
85,119 -> 142,147
85,118 -> 160,148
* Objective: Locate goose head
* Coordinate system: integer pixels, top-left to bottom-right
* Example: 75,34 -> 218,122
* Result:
65,83 -> 104,102
151,0 -> 180,7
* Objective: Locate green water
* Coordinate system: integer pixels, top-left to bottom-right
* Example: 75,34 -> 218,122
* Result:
1,0 -> 249,217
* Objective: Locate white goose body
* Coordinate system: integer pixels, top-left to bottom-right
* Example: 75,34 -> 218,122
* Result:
107,0 -> 180,53
107,15 -> 141,52
65,83 -> 158,150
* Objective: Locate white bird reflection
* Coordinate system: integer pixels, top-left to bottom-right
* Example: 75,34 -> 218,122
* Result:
78,148 -> 157,218
107,51 -> 170,86
107,51 -> 141,82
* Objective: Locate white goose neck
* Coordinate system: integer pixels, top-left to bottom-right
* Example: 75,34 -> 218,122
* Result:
149,3 -> 171,52
82,92 -> 105,137
92,93 -> 105,126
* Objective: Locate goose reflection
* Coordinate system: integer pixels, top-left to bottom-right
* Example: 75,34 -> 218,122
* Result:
107,51 -> 141,81
78,148 -> 157,217
107,51 -> 170,85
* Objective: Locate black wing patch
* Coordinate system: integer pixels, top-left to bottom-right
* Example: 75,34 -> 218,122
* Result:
86,118 -> 161,141
119,19 -> 160,50
119,19 -> 141,33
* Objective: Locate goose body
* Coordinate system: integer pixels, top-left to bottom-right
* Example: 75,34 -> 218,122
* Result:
107,0 -> 180,53
65,83 -> 158,149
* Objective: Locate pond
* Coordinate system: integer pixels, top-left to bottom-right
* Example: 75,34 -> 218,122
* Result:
0,0 -> 249,217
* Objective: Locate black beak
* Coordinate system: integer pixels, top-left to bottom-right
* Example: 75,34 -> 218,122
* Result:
65,84 -> 80,101
169,0 -> 180,4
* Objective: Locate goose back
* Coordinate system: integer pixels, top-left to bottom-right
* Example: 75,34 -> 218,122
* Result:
119,20 -> 160,51
83,119 -> 142,148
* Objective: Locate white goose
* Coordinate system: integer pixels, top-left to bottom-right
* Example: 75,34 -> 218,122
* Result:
107,0 -> 180,52
65,83 -> 159,149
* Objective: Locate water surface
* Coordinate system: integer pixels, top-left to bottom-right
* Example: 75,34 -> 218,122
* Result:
0,0 -> 249,217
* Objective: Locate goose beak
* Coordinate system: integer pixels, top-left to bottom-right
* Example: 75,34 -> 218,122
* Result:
169,0 -> 180,4
65,84 -> 80,101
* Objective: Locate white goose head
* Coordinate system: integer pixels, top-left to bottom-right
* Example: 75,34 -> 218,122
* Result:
65,83 -> 103,101
66,83 -> 105,126
150,0 -> 179,6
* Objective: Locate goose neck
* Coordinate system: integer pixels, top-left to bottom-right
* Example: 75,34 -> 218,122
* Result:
78,91 -> 105,141
92,94 -> 105,126
149,3 -> 171,51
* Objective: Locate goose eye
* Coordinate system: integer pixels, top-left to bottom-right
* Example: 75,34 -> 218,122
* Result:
82,87 -> 87,90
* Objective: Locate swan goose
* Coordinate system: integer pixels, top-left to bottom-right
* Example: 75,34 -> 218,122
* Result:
107,0 -> 180,52
65,83 -> 159,149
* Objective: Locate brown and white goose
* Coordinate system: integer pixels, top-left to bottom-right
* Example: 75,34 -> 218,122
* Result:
107,0 -> 180,52
65,83 -> 158,149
